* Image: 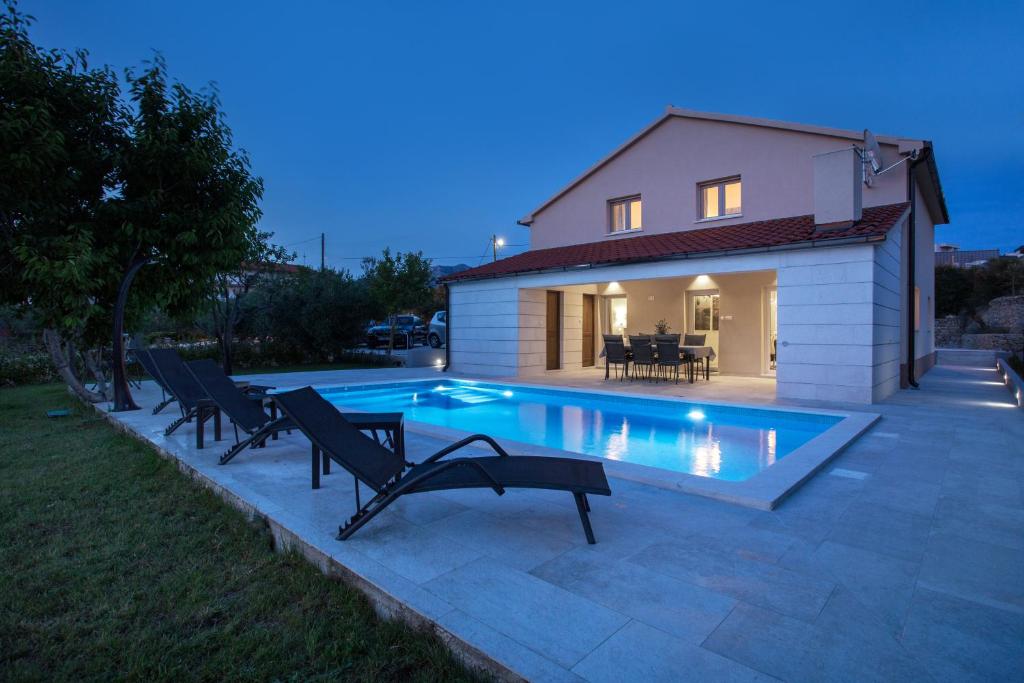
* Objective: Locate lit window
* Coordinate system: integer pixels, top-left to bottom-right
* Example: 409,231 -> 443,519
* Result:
609,196 -> 642,232
699,177 -> 741,219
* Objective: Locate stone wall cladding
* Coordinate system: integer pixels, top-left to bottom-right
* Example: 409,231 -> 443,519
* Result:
935,315 -> 963,347
961,333 -> 1024,352
982,295 -> 1024,331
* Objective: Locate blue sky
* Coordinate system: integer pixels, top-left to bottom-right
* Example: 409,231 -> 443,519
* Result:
28,0 -> 1024,267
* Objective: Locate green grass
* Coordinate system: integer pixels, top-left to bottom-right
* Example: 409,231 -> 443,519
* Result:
0,384 -> 478,682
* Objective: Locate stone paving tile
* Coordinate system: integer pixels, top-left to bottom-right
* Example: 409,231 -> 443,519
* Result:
856,477 -> 943,517
423,557 -> 630,669
530,547 -> 737,644
930,497 -> 1024,550
748,509 -> 836,545
346,514 -> 484,585
435,610 -> 583,683
778,540 -> 919,635
702,601 -> 816,681
900,587 -> 1024,683
826,500 -> 933,563
627,541 -> 836,622
795,587 -> 934,682
572,620 -> 774,682
917,532 -> 1024,614
425,508 -> 577,572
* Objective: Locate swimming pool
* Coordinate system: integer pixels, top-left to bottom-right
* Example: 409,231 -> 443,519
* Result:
319,380 -> 842,482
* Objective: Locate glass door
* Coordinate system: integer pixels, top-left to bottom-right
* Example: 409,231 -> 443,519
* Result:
689,291 -> 719,369
764,287 -> 777,376
607,296 -> 628,339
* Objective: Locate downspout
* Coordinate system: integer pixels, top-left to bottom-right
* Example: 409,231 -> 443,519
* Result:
906,149 -> 926,389
442,282 -> 451,372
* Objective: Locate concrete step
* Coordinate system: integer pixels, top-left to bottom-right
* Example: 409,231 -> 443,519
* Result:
936,347 -> 1005,367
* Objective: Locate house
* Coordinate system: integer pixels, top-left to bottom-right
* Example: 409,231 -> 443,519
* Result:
441,107 -> 949,403
934,244 -> 1001,268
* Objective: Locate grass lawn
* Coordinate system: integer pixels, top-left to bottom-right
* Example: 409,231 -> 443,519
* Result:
0,384 -> 477,682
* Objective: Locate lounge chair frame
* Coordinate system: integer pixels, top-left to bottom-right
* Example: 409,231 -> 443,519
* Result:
273,387 -> 611,544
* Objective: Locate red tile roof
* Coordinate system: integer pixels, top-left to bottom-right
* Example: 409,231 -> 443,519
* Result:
444,202 -> 909,282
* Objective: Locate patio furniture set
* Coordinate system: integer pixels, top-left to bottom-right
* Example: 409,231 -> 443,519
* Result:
603,333 -> 714,384
130,348 -> 612,543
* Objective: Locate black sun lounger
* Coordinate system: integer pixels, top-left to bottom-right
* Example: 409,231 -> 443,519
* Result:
185,359 -> 406,477
131,348 -> 177,414
272,387 -> 612,544
184,359 -> 293,464
147,348 -> 221,447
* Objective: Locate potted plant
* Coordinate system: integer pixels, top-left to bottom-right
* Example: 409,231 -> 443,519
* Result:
654,319 -> 671,335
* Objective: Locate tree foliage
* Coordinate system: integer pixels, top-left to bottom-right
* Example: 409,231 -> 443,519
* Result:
361,249 -> 433,354
199,231 -> 292,375
244,268 -> 372,360
935,258 -> 1024,318
0,1 -> 265,405
0,1 -> 126,399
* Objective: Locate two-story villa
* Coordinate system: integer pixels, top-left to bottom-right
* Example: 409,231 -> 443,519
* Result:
442,107 -> 948,404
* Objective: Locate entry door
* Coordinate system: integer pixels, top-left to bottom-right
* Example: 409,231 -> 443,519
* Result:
582,294 -> 595,367
689,291 -> 720,369
546,291 -> 561,370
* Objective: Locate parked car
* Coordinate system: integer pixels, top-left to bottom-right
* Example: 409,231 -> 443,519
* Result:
428,311 -> 446,348
366,315 -> 428,348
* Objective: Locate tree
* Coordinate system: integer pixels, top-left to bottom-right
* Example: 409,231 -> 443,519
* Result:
361,249 -> 434,355
199,232 -> 292,375
0,2 -> 265,408
105,57 -> 263,410
247,267 -> 372,360
0,1 -> 126,402
934,265 -> 972,318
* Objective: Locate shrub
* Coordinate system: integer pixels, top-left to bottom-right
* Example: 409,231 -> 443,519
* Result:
0,350 -> 57,386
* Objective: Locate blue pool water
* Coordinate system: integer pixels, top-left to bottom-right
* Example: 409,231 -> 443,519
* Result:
319,380 -> 841,481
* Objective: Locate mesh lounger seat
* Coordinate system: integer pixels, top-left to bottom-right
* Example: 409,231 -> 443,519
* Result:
272,387 -> 612,544
131,348 -> 177,414
147,348 -> 222,448
184,359 -> 405,472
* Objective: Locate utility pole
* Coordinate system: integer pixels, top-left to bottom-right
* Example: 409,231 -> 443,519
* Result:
320,232 -> 325,270
491,234 -> 504,262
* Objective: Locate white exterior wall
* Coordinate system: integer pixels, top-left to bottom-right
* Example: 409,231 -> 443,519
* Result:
873,223 -> 903,400
446,278 -> 521,377
449,238 -> 911,403
561,291 -> 584,371
775,244 -> 879,403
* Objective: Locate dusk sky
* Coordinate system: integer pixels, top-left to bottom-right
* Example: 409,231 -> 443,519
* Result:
29,0 -> 1024,268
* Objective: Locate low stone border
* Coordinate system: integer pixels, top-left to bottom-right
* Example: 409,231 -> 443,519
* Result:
996,357 -> 1024,409
91,402 -> 526,683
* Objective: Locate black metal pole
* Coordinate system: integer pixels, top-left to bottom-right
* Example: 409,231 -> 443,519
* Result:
321,232 -> 325,270
442,283 -> 451,372
906,151 -> 924,389
111,258 -> 149,411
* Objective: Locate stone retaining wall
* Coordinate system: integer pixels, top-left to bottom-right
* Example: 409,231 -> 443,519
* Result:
983,295 -> 1024,331
961,333 -> 1024,352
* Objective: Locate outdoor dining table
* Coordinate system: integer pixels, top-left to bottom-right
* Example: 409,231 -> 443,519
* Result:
601,344 -> 716,383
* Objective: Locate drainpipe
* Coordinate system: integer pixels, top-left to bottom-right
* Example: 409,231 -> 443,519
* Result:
906,149 -> 926,389
442,283 -> 451,372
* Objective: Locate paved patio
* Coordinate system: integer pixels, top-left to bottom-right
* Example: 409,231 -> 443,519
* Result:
104,360 -> 1023,681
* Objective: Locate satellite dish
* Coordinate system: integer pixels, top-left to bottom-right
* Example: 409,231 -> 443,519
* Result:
863,129 -> 883,174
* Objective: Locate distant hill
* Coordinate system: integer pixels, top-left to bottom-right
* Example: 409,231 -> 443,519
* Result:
430,263 -> 471,283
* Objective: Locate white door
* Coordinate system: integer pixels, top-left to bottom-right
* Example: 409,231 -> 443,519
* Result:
689,291 -> 719,369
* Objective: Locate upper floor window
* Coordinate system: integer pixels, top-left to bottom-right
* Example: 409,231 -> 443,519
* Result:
699,177 -> 741,219
609,195 -> 642,233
